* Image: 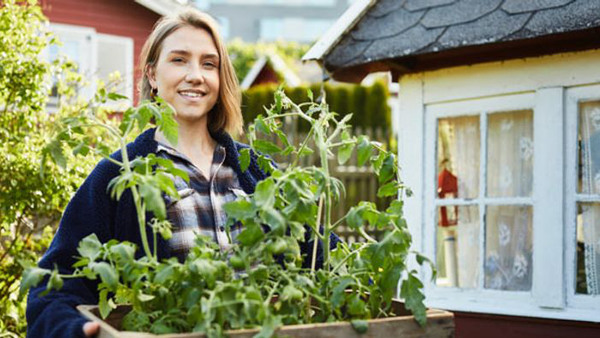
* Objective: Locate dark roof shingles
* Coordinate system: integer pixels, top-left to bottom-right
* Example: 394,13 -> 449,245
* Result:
327,35 -> 372,67
502,0 -> 574,14
352,7 -> 424,40
362,25 -> 445,61
325,0 -> 600,70
436,9 -> 531,48
421,0 -> 501,28
525,0 -> 600,34
369,0 -> 406,18
404,0 -> 455,12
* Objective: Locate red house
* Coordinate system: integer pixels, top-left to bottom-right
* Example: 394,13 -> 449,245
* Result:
40,0 -> 188,104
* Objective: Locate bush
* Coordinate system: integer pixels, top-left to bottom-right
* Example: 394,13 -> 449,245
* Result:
241,81 -> 391,133
0,1 -> 112,335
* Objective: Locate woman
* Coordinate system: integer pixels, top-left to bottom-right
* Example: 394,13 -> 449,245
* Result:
26,9 -> 337,338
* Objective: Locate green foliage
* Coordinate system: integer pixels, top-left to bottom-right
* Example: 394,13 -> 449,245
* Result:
241,81 -> 391,133
227,39 -> 310,81
22,86 -> 433,337
0,1 -> 120,335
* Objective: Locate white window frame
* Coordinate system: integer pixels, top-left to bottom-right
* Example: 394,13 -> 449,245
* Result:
96,33 -> 135,108
565,84 -> 600,310
49,23 -> 98,102
424,93 -> 542,304
48,24 -> 134,109
396,49 -> 600,323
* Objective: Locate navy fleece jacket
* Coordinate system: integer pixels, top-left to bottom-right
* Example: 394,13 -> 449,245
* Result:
26,128 -> 339,338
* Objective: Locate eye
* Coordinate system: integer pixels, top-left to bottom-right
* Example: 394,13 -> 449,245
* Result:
203,61 -> 218,69
171,57 -> 185,63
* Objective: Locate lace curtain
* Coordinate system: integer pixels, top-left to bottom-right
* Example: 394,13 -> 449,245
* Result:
484,111 -> 533,291
437,111 -> 533,291
579,101 -> 600,295
438,117 -> 480,288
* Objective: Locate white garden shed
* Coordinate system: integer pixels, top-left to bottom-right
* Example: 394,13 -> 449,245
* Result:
306,0 -> 600,336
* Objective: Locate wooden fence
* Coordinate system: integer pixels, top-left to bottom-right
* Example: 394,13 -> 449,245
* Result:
246,126 -> 395,244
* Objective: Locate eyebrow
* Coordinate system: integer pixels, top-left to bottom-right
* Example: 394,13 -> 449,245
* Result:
167,49 -> 219,59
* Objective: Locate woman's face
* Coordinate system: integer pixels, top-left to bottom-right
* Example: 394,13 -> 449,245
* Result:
149,26 -> 220,126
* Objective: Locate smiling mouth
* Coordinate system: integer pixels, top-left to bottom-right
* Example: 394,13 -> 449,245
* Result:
178,90 -> 206,98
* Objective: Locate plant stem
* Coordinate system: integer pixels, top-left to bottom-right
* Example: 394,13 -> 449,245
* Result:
331,243 -> 368,274
316,118 -> 332,273
118,137 -> 153,259
311,194 -> 324,272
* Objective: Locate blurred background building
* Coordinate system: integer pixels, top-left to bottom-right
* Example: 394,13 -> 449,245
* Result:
194,0 -> 354,42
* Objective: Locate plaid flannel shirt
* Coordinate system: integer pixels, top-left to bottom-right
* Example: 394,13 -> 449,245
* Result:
157,142 -> 244,261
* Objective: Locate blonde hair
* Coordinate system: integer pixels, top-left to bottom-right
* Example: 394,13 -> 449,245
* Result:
138,8 -> 243,137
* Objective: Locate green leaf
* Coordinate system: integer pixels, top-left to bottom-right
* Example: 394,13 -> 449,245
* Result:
254,314 -> 282,338
93,262 -> 119,289
274,90 -> 283,114
155,101 -> 178,145
98,289 -> 116,319
379,153 -> 396,183
338,131 -> 354,165
77,234 -> 102,261
253,139 -> 281,155
155,264 -> 176,284
351,319 -> 368,334
307,88 -> 313,101
380,264 -> 402,301
298,146 -> 314,157
223,199 -> 255,220
377,181 -> 400,198
139,184 -> 166,220
107,92 -> 128,101
262,207 -> 285,233
239,148 -> 251,172
236,222 -> 264,246
46,269 -> 64,293
48,140 -> 66,169
109,243 -> 135,263
255,115 -> 271,135
254,178 -> 276,208
372,151 -> 386,174
356,136 -> 372,166
400,272 -> 427,326
72,142 -> 89,156
19,267 -> 50,297
331,276 -> 354,307
137,292 -> 155,302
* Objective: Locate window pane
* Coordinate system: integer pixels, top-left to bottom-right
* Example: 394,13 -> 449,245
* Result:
436,205 -> 479,288
437,116 -> 480,200
487,111 -> 533,197
484,205 -> 532,291
576,203 -> 600,295
578,101 -> 600,194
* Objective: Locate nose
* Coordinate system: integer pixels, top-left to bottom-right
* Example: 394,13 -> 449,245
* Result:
185,63 -> 204,84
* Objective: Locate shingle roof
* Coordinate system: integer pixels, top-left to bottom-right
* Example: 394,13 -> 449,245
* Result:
323,0 -> 600,72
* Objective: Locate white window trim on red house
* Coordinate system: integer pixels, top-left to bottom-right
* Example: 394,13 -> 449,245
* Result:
48,23 -> 134,108
396,48 -> 600,322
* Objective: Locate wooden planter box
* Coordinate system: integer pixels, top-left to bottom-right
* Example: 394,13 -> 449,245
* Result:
78,300 -> 454,338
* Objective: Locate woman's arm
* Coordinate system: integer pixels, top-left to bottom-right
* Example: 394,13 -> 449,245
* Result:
26,158 -> 119,338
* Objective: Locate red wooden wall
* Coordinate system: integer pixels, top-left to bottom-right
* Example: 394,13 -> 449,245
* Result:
40,0 -> 161,103
455,312 -> 600,338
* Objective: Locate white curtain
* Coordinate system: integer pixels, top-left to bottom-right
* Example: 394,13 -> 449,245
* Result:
487,111 -> 534,198
438,117 -> 480,288
579,101 -> 600,295
484,111 -> 534,291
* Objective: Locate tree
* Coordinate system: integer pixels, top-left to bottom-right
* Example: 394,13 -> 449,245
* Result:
0,1 -> 111,335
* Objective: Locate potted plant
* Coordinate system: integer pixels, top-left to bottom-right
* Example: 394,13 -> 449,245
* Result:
21,88 -> 453,337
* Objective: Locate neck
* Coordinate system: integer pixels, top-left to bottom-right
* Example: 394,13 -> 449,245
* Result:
156,119 -> 216,160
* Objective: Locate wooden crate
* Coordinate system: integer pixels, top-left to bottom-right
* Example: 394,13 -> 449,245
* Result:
78,300 -> 454,338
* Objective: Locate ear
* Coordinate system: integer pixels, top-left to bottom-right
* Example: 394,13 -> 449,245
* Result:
146,64 -> 157,89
